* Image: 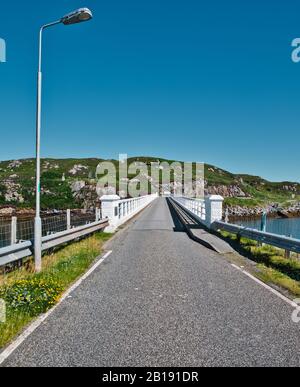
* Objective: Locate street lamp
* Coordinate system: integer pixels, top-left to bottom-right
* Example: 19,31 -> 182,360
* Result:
34,8 -> 93,272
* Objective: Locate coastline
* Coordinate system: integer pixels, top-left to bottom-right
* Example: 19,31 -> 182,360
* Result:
225,200 -> 300,222
228,213 -> 300,223
1,203 -> 300,222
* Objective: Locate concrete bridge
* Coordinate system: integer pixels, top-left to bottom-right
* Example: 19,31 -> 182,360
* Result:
1,196 -> 300,367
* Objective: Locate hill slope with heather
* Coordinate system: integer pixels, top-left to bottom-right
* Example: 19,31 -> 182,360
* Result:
0,157 -> 300,217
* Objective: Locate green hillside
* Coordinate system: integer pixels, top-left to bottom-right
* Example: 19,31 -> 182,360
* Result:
0,157 -> 299,211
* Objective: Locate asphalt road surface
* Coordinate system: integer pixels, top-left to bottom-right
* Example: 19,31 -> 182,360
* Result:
2,198 -> 300,367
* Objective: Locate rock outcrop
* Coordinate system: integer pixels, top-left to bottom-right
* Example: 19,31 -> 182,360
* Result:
206,184 -> 248,198
3,181 -> 24,204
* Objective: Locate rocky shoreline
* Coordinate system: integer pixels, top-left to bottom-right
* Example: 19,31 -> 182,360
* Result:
2,204 -> 300,222
226,203 -> 300,221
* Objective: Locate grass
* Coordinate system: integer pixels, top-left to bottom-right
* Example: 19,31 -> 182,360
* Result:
224,197 -> 263,208
0,232 -> 112,349
220,231 -> 300,296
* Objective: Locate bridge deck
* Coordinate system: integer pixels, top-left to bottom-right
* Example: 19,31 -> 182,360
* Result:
2,198 -> 300,367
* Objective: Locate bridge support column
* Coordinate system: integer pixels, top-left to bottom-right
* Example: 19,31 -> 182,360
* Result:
100,195 -> 121,233
205,195 -> 224,228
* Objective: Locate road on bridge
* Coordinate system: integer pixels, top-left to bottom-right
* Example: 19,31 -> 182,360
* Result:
2,198 -> 300,367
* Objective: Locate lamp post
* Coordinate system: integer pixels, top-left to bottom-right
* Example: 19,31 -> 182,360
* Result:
34,8 -> 93,272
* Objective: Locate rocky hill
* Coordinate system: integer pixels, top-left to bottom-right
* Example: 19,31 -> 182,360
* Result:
0,157 -> 300,218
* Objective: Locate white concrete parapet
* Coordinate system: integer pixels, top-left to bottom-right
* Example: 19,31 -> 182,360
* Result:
101,194 -> 158,233
205,195 -> 224,227
174,197 -> 206,221
172,195 -> 224,228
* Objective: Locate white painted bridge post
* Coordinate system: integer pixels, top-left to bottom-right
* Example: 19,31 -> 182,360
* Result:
100,195 -> 121,233
205,195 -> 224,227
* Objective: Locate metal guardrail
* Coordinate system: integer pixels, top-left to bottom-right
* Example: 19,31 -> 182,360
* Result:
41,219 -> 108,251
0,219 -> 109,267
0,241 -> 33,266
212,221 -> 300,254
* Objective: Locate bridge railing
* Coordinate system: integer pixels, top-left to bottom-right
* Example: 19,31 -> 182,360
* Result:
101,194 -> 159,232
173,197 -> 206,222
211,221 -> 300,254
171,195 -> 224,227
172,195 -> 300,255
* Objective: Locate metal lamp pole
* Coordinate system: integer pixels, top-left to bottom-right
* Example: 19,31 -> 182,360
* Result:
34,8 -> 93,272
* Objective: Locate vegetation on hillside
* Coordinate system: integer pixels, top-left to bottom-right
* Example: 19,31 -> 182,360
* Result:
0,157 -> 299,210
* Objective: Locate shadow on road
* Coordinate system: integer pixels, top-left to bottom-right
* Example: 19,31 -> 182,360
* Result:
166,198 -> 185,232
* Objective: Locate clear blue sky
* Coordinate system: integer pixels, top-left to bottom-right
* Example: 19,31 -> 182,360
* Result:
0,0 -> 300,182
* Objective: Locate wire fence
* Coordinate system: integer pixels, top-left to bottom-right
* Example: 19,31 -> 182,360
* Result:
71,212 -> 96,228
0,209 -> 100,248
42,214 -> 67,236
17,218 -> 34,243
0,221 -> 12,248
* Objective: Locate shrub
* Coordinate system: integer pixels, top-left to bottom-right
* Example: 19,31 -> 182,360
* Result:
0,278 -> 63,316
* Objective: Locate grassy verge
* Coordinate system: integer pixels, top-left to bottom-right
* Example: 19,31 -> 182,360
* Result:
220,231 -> 300,296
0,232 -> 112,349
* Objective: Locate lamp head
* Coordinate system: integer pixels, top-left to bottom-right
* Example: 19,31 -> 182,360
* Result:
61,8 -> 93,25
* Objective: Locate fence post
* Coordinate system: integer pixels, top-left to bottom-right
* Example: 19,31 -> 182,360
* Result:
257,211 -> 267,246
285,234 -> 292,259
100,195 -> 121,233
261,211 -> 267,233
285,249 -> 291,259
66,209 -> 71,230
205,195 -> 224,228
225,208 -> 229,223
11,216 -> 17,245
